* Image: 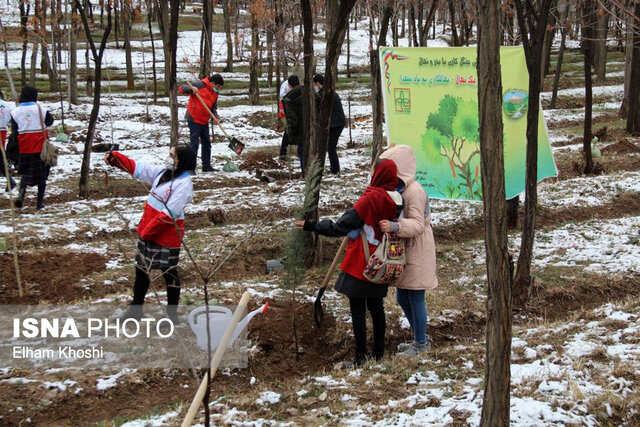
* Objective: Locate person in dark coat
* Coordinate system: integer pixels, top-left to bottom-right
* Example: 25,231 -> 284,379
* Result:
313,74 -> 346,174
9,86 -> 54,210
282,76 -> 306,173
295,159 -> 403,366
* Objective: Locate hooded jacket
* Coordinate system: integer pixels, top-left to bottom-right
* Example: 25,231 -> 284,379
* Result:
380,145 -> 438,290
282,85 -> 304,145
178,77 -> 219,125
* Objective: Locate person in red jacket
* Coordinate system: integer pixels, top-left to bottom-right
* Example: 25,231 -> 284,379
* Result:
295,159 -> 403,367
9,86 -> 54,210
105,144 -> 196,323
178,74 -> 224,172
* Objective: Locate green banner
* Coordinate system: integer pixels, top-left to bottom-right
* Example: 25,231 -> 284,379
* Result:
379,46 -> 557,201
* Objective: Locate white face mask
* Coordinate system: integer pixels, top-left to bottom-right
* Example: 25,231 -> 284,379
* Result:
314,86 -> 320,93
366,172 -> 372,185
165,155 -> 176,171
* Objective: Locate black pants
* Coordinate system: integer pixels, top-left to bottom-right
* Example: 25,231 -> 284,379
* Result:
349,296 -> 385,362
279,131 -> 289,157
133,266 -> 181,306
327,126 -> 343,174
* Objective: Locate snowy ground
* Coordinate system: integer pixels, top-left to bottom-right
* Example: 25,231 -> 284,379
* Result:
1,3 -> 639,426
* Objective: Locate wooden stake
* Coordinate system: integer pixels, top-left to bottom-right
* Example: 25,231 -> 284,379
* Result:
181,291 -> 251,426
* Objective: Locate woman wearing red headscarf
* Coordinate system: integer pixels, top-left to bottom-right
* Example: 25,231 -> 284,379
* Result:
295,159 -> 403,366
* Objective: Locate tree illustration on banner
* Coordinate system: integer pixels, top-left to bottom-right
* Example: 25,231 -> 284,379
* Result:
421,95 -> 482,200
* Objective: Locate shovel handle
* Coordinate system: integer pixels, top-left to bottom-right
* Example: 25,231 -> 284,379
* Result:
320,236 -> 349,289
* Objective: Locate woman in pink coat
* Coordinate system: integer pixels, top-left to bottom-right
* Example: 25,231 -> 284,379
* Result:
379,145 -> 438,356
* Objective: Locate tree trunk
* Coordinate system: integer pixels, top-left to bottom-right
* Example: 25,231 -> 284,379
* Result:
114,0 -> 120,48
300,0 -> 318,265
147,0 -> 158,103
419,0 -> 439,46
370,5 -> 393,165
304,0 -> 357,266
85,46 -> 92,96
593,3 -> 609,83
29,37 -> 39,88
549,27 -> 566,109
76,0 -> 112,198
582,0 -> 596,173
1,22 -> 18,100
448,0 -> 461,46
620,12 -> 633,118
123,0 -> 135,89
512,0 -> 553,309
200,0 -> 212,77
477,0 -> 512,424
626,1 -> 640,133
249,11 -> 259,105
540,0 -> 557,78
167,0 -> 180,143
409,4 -> 418,46
222,0 -> 234,72
20,1 -> 30,87
69,8 -> 79,105
346,22 -> 351,77
267,23 -> 274,87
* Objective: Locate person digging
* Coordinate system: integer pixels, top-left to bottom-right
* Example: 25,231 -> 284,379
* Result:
178,74 -> 224,173
105,144 -> 196,323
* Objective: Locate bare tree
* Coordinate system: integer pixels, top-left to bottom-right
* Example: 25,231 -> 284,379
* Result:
123,0 -> 135,89
146,0 -> 158,103
76,0 -> 112,198
369,3 -> 393,165
68,4 -> 79,105
201,0 -> 213,77
582,0 -> 597,173
222,0 -> 234,71
155,0 -> 180,142
512,0 -> 553,308
302,0 -> 358,265
593,1 -> 610,82
477,0 -> 512,424
626,1 -> 640,133
550,1 -> 570,109
19,0 -> 31,87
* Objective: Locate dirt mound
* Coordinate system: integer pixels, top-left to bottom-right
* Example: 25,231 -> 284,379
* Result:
248,300 -> 349,378
247,110 -> 281,131
239,151 -> 281,172
601,140 -> 640,154
0,251 -> 108,304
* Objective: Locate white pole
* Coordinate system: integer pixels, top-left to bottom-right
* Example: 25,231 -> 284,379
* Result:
181,291 -> 251,426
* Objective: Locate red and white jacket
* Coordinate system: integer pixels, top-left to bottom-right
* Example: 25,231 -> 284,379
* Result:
0,99 -> 12,147
10,102 -> 51,154
110,152 -> 194,248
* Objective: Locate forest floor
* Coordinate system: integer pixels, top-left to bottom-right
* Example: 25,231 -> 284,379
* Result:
1,3 -> 640,426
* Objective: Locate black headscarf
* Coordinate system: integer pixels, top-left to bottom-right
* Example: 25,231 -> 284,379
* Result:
19,86 -> 38,103
158,144 -> 197,185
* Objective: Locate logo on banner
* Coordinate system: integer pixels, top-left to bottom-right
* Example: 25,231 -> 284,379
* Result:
503,89 -> 529,119
394,88 -> 411,114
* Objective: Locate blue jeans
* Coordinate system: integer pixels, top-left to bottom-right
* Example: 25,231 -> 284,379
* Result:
188,121 -> 211,169
396,289 -> 428,344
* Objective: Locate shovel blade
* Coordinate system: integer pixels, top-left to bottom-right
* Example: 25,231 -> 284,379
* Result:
312,287 -> 326,328
228,137 -> 245,155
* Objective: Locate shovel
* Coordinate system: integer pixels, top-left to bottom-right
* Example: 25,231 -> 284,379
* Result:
187,82 -> 245,155
313,236 -> 349,327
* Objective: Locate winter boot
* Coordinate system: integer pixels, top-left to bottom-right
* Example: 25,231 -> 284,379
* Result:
14,183 -> 26,208
36,183 -> 46,210
397,341 -> 414,352
397,341 -> 431,358
119,304 -> 144,322
166,305 -> 180,325
5,176 -> 15,192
